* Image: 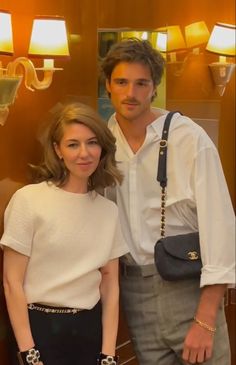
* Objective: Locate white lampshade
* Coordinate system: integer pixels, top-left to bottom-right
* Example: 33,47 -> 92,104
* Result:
141,31 -> 148,40
156,32 -> 168,52
28,16 -> 70,58
206,23 -> 236,56
185,21 -> 210,48
157,25 -> 186,52
0,10 -> 14,55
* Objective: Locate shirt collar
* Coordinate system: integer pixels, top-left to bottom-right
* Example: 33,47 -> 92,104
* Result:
147,108 -> 168,138
108,107 -> 170,139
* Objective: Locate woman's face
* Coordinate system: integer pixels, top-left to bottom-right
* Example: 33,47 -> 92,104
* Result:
54,123 -> 102,190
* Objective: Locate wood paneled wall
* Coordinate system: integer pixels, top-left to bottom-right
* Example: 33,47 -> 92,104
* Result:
0,0 -> 98,196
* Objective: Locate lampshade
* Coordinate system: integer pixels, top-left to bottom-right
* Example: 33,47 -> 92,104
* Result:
121,31 -> 143,39
185,21 -> 210,48
206,23 -> 236,56
156,25 -> 186,52
156,32 -> 168,52
28,16 -> 70,58
0,10 -> 14,55
141,31 -> 148,40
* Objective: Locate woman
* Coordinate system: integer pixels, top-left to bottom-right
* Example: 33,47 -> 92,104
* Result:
1,102 -> 128,365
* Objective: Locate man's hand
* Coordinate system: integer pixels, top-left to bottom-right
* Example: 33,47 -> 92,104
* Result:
182,322 -> 214,364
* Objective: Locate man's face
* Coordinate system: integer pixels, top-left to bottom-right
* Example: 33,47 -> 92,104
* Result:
106,62 -> 156,122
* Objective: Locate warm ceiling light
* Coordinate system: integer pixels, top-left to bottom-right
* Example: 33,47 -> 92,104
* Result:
0,10 -> 14,55
185,21 -> 210,53
206,22 -> 236,96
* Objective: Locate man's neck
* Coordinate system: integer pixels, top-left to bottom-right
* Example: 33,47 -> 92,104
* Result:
115,109 -> 162,153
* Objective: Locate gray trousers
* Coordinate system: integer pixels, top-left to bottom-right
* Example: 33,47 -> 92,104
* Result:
120,262 -> 231,365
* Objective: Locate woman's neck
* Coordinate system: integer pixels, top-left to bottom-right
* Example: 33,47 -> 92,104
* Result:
61,177 -> 88,194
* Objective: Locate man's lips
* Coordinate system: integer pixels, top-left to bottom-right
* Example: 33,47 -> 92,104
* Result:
122,101 -> 139,106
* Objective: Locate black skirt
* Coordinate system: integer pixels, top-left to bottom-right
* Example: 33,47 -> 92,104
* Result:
9,301 -> 102,365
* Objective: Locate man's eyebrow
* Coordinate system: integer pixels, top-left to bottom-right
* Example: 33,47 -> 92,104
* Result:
136,79 -> 152,83
113,78 -> 152,83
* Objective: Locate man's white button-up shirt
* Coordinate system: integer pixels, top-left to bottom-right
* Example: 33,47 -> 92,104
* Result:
107,109 -> 235,287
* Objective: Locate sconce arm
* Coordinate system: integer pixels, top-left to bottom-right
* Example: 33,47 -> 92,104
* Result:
6,57 -> 54,91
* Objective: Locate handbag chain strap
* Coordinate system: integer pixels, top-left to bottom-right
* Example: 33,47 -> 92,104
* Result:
156,111 -> 180,238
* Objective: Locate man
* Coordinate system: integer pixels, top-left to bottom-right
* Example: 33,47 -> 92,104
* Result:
101,39 -> 235,365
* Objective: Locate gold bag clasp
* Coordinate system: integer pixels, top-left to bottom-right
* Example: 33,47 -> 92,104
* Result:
187,251 -> 199,260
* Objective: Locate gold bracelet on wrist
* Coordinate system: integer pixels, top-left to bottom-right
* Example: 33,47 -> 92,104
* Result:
193,316 -> 216,333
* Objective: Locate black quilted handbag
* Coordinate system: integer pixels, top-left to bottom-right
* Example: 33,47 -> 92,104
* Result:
154,112 -> 202,281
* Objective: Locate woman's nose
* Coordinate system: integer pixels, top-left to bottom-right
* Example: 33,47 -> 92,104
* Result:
78,144 -> 89,156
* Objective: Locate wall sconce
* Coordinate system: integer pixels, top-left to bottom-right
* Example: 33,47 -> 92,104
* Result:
185,21 -> 210,55
157,25 -> 186,62
156,31 -> 168,53
206,22 -> 236,96
156,25 -> 187,76
141,31 -> 148,40
0,10 -> 70,126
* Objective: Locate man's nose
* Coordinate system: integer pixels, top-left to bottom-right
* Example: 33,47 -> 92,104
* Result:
126,83 -> 135,97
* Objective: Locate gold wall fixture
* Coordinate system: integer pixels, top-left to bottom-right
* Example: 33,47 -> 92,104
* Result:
0,10 -> 70,126
206,23 -> 236,96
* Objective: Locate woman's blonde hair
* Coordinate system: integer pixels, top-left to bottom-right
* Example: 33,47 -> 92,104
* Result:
32,102 -> 123,191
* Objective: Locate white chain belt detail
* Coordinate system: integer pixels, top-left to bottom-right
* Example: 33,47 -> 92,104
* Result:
28,303 -> 81,314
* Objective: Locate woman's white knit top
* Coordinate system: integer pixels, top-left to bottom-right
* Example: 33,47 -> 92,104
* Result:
0,182 -> 128,308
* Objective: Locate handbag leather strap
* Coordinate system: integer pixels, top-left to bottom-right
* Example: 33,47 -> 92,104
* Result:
156,111 -> 179,188
156,111 -> 181,236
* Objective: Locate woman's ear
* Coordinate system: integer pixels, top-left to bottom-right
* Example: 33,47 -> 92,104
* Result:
53,142 -> 62,160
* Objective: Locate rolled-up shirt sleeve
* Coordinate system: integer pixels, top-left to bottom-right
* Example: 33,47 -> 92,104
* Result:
193,146 -> 235,287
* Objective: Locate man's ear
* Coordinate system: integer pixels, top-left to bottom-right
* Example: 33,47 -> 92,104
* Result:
105,79 -> 111,93
53,142 -> 62,160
